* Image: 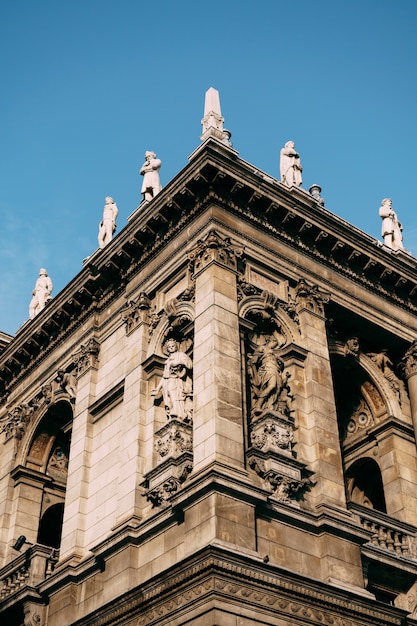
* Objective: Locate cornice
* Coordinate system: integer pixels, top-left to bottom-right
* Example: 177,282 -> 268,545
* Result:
1,140 -> 416,399
65,545 -> 406,626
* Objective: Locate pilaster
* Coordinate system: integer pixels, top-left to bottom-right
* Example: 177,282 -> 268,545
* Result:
190,231 -> 245,473
294,281 -> 346,509
59,338 -> 99,563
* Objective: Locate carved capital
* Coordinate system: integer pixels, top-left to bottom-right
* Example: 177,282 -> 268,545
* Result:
187,230 -> 243,277
72,338 -> 100,377
401,341 -> 417,380
121,292 -> 151,334
294,279 -> 329,317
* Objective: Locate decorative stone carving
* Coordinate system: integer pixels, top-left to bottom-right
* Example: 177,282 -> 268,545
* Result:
143,460 -> 193,508
0,403 -> 35,440
98,196 -> 118,249
72,338 -> 100,377
140,151 -> 162,202
379,198 -> 404,250
187,230 -> 243,278
55,369 -> 77,400
280,141 -> 302,187
344,398 -> 374,439
344,336 -> 360,358
154,419 -> 193,460
401,341 -> 417,380
367,349 -> 401,400
151,337 -> 193,422
121,292 -> 151,334
250,415 -> 294,454
29,268 -> 53,319
294,279 -> 329,316
23,602 -> 44,626
248,456 -> 314,503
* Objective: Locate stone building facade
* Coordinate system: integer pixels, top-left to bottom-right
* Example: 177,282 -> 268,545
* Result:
1,116 -> 417,625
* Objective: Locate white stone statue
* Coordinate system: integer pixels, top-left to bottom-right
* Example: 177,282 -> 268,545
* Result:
280,141 -> 302,187
140,151 -> 162,202
98,196 -> 119,249
151,338 -> 193,421
379,198 -> 404,250
29,268 -> 53,319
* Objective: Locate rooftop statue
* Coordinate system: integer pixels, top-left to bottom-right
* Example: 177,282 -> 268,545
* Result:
98,196 -> 119,249
379,198 -> 404,251
280,141 -> 303,187
140,151 -> 162,202
309,183 -> 325,206
29,268 -> 53,319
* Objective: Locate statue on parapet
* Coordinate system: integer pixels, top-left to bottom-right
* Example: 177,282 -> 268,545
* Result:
140,151 -> 162,202
29,268 -> 53,319
98,196 -> 119,249
379,198 -> 404,250
280,141 -> 302,187
309,184 -> 325,206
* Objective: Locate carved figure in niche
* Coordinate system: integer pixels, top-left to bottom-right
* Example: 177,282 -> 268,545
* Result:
140,151 -> 162,202
280,141 -> 302,187
151,338 -> 193,421
29,268 -> 53,319
379,198 -> 404,250
367,349 -> 401,400
98,196 -> 119,249
248,336 -> 291,416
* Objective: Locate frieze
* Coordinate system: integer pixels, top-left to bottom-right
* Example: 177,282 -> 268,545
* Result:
68,550 -> 403,626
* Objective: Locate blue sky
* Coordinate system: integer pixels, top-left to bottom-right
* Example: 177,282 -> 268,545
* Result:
1,0 -> 416,336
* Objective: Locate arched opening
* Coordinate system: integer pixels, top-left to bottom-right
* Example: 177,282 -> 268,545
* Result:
37,503 -> 65,549
345,458 -> 386,512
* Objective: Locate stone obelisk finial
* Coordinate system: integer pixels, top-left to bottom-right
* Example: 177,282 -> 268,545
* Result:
200,87 -> 232,145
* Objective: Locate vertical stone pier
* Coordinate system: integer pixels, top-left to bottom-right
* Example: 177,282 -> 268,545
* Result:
190,231 -> 245,474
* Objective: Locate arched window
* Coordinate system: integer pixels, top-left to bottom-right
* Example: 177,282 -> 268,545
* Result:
345,458 -> 386,512
37,502 -> 65,549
